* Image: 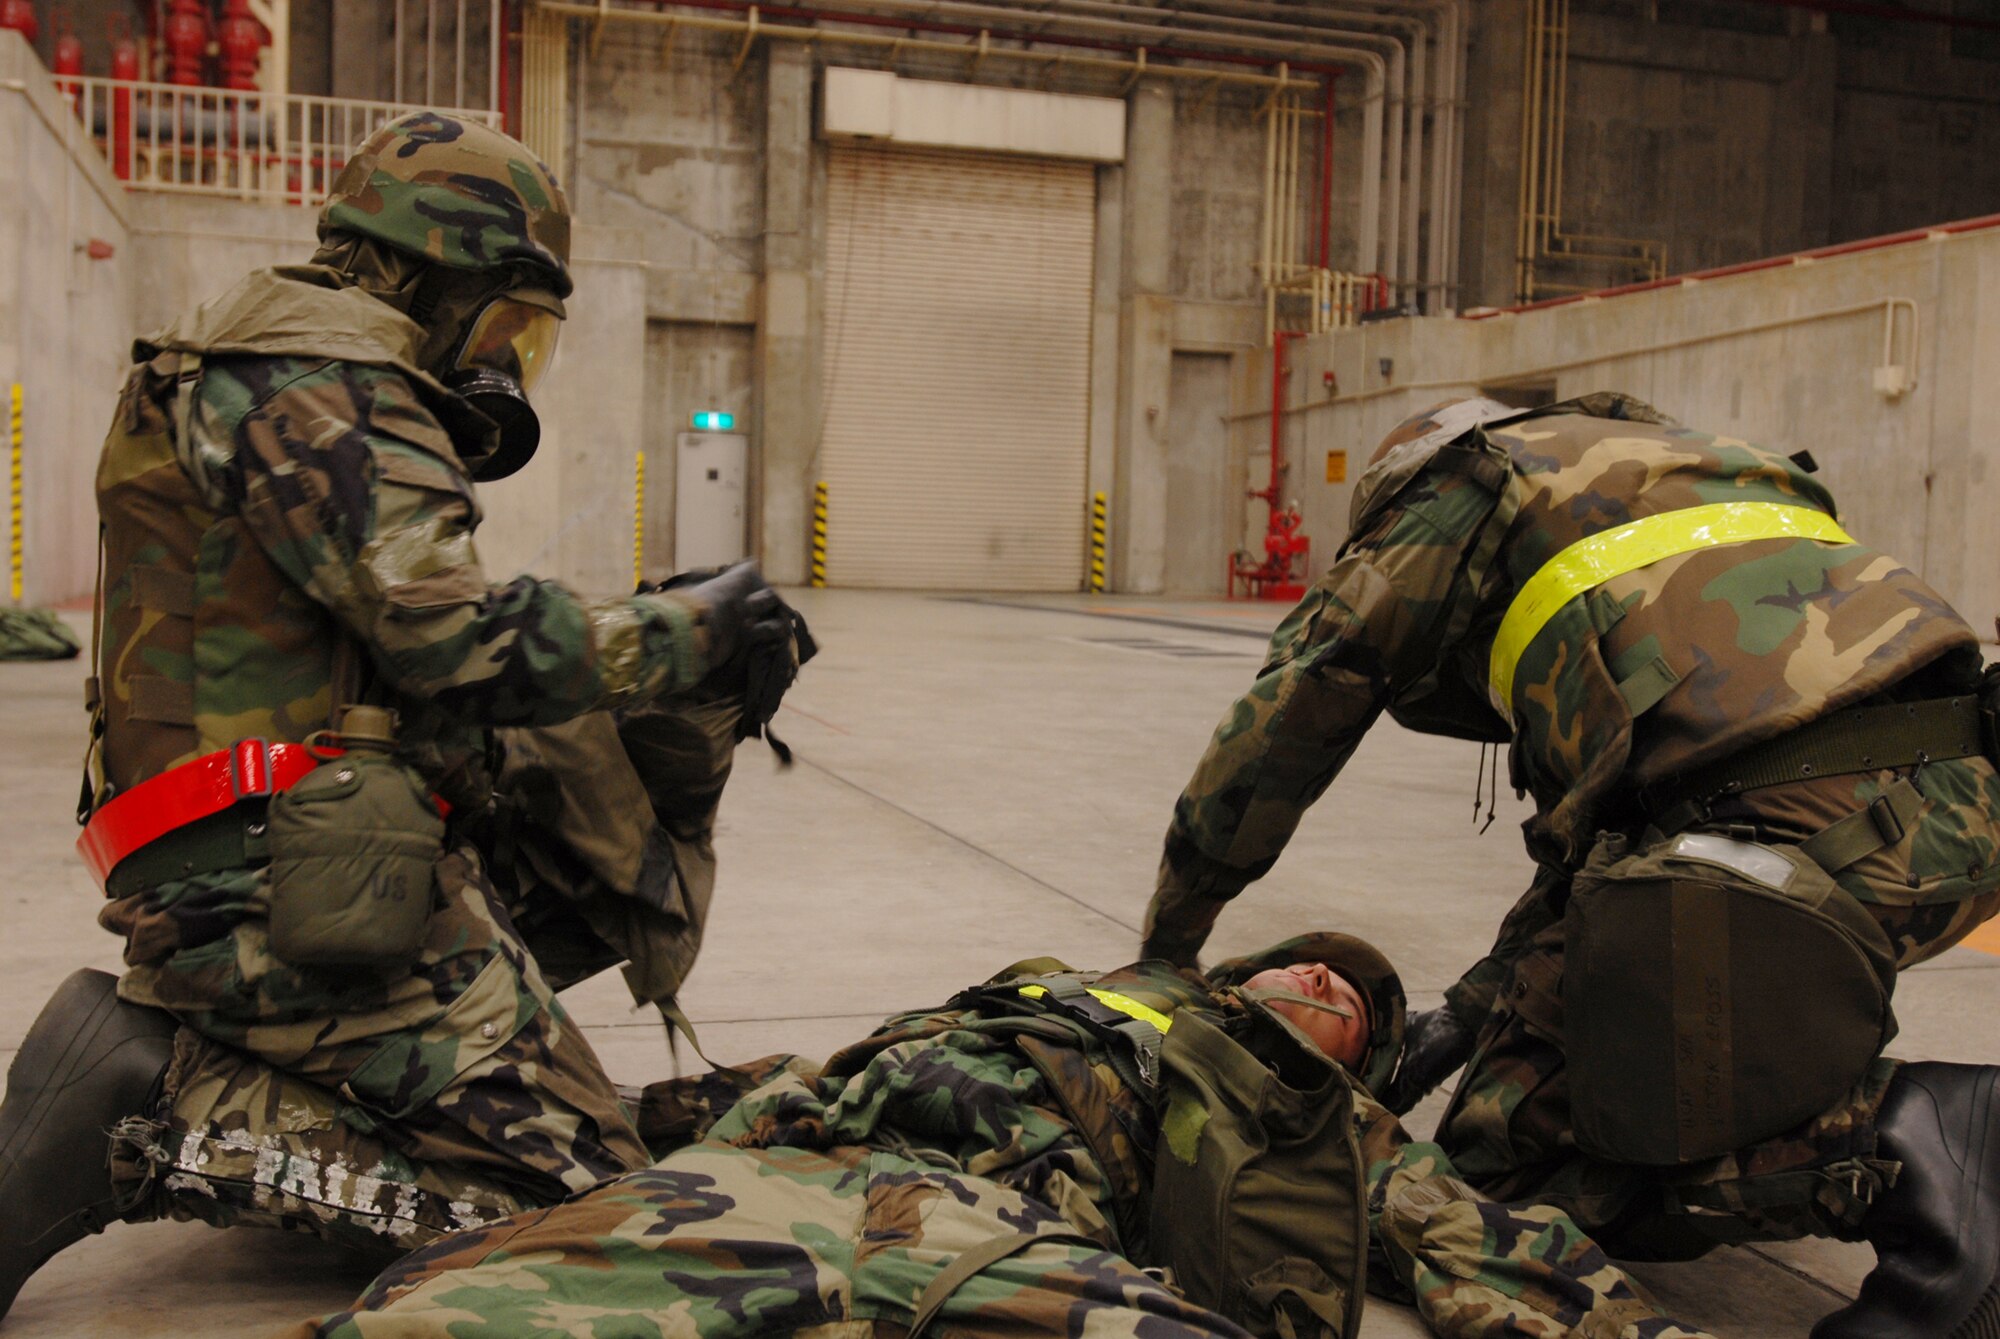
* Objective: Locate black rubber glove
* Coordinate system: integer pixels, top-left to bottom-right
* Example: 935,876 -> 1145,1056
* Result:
671,562 -> 784,670
1379,1005 -> 1479,1115
737,603 -> 817,760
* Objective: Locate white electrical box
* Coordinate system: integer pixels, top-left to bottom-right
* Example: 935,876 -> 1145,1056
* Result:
674,432 -> 750,571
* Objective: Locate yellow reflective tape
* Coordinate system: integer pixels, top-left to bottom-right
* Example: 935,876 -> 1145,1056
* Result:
1087,988 -> 1175,1033
1488,502 -> 1854,715
1014,984 -> 1175,1033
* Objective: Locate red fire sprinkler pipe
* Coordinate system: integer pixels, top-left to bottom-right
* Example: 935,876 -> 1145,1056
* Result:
1230,331 -> 1311,601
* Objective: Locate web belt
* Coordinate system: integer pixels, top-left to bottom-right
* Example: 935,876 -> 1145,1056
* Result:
1649,695 -> 1989,868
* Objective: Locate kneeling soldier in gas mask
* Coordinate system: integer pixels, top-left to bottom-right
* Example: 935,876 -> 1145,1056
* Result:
0,112 -> 801,1316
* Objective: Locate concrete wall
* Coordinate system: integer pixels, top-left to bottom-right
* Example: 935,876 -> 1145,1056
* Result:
557,22 -> 1278,593
1246,224 -> 2000,637
0,28 -> 648,603
1457,0 -> 2000,310
0,31 -> 133,606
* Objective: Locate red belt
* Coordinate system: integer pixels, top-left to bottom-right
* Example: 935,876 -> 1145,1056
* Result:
77,740 -> 322,891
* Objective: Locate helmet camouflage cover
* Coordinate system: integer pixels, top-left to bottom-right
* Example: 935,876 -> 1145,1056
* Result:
320,111 -> 573,298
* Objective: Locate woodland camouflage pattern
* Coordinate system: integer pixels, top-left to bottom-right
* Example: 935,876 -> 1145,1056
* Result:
320,111 -> 573,294
1145,392 -> 2000,1261
296,953 -> 1720,1339
87,214 -> 722,1239
111,845 -> 650,1241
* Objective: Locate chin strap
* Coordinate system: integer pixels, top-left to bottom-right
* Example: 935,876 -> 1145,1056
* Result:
1240,986 -> 1354,1019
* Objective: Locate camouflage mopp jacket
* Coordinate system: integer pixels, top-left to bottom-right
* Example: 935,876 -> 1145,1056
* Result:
91,266 -> 721,969
638,934 -> 1405,1262
1159,394 -> 1984,925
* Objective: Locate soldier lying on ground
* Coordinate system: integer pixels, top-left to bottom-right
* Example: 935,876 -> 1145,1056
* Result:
1144,393 -> 2000,1339
0,112 -> 808,1318
287,934 -> 1730,1339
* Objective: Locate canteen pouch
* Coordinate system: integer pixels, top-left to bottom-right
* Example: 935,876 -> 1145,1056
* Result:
267,753 -> 443,967
1148,1006 -> 1368,1339
1564,830 -> 1897,1166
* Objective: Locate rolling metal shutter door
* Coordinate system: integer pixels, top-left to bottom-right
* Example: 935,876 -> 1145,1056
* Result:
823,145 -> 1094,590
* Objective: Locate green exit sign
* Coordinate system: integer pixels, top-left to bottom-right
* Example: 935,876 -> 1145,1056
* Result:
690,411 -> 735,431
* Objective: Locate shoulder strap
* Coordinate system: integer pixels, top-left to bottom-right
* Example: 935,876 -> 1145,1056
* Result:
907,1229 -> 1105,1339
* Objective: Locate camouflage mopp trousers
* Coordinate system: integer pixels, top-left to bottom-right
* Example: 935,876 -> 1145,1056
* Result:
108,845 -> 650,1250
291,1061 -> 1720,1339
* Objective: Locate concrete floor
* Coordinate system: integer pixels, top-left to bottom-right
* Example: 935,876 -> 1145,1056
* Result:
5,589 -> 2000,1336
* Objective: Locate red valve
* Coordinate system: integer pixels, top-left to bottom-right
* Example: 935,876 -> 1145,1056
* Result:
164,0 -> 208,86
217,0 -> 265,91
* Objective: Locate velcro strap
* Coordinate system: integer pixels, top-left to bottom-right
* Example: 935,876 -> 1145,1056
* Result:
1799,778 -> 1927,874
128,677 -> 195,725
131,565 -> 196,618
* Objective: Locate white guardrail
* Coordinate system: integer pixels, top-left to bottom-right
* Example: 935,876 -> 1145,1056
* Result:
50,74 -> 501,205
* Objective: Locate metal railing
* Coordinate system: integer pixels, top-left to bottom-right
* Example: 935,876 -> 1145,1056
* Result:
50,74 -> 500,205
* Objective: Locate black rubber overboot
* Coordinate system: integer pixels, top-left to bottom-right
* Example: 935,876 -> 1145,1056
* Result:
0,968 -> 176,1322
1812,1062 -> 2000,1339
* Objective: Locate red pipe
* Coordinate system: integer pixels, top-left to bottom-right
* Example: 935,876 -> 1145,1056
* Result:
1465,211 -> 2000,319
616,0 -> 1346,77
1230,331 -> 1310,600
1264,330 -> 1290,509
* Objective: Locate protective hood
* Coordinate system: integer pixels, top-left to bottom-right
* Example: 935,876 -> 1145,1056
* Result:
1210,932 -> 1407,1096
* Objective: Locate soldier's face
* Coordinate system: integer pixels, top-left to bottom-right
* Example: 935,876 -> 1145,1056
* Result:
1245,962 -> 1370,1068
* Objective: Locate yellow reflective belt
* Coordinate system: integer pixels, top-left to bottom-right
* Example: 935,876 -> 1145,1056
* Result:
1488,502 -> 1854,715
1018,984 -> 1175,1033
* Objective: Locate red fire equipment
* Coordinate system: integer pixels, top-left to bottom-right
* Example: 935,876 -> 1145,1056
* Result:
164,0 -> 208,86
109,16 -> 138,179
52,10 -> 79,73
0,0 -> 38,45
51,7 -> 80,108
217,0 -> 265,91
1230,330 -> 1312,602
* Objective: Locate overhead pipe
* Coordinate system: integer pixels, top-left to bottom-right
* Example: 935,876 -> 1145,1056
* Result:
1148,0 -> 1467,307
590,0 -> 1400,281
540,0 -> 1322,88
1025,0 -> 1421,292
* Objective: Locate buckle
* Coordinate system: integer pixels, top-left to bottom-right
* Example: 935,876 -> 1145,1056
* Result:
229,739 -> 275,800
1867,793 -> 1907,847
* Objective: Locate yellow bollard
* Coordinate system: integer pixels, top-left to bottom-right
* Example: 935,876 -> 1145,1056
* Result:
8,385 -> 21,605
811,481 -> 828,588
632,451 -> 646,590
1090,491 -> 1107,594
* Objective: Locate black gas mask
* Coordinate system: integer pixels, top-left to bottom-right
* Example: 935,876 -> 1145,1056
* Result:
438,286 -> 564,482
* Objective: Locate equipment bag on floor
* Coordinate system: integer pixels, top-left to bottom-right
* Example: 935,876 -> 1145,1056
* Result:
0,608 -> 79,661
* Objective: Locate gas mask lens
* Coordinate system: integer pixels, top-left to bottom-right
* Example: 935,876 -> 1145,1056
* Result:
454,292 -> 562,394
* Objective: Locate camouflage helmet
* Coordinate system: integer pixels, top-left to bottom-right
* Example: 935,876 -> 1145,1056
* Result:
1210,932 -> 1407,1095
320,112 -> 573,298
